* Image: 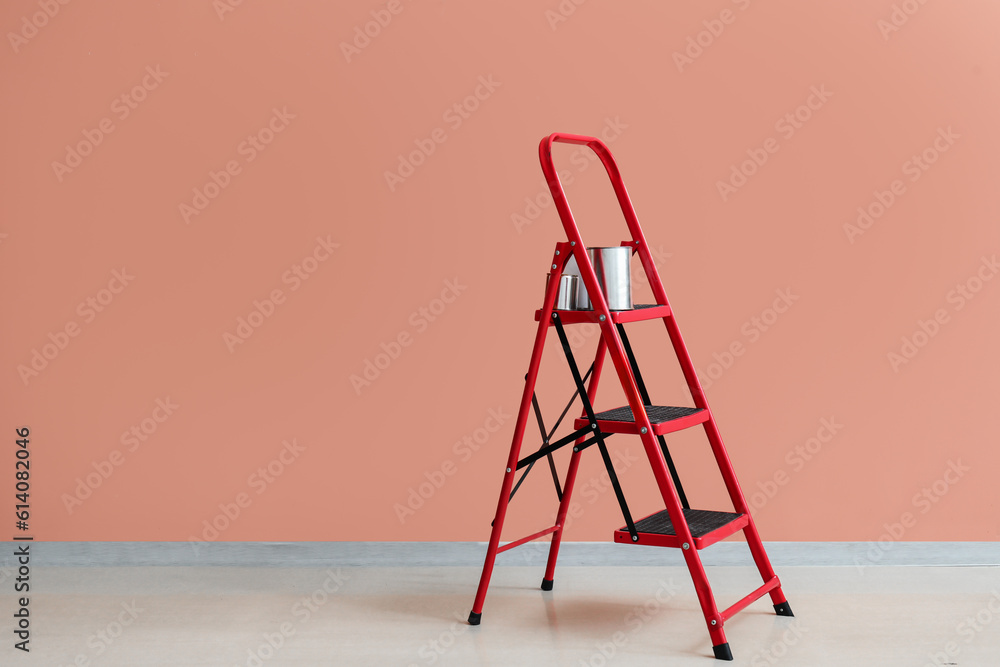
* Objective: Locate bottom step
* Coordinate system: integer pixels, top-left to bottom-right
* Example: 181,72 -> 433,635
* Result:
615,508 -> 748,549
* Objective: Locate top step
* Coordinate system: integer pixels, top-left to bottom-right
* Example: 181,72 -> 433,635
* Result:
535,303 -> 671,325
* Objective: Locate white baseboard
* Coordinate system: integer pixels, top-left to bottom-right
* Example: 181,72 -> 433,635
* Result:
10,541 -> 999,567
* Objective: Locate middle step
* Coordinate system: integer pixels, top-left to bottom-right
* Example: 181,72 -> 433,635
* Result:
574,405 -> 709,436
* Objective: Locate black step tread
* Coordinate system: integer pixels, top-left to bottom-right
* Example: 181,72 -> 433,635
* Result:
595,405 -> 703,424
630,508 -> 744,538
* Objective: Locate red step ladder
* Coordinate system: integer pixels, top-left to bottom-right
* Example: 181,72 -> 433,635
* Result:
467,133 -> 793,661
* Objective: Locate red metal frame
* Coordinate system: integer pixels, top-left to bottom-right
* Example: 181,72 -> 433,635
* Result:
496,525 -> 560,554
468,133 -> 790,659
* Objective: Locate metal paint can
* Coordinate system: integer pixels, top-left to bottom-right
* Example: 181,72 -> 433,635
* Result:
555,274 -> 578,310
545,273 -> 581,310
569,246 -> 632,311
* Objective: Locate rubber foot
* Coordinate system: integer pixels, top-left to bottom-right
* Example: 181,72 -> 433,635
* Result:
774,601 -> 794,617
541,578 -> 553,591
712,642 -> 733,661
468,611 -> 482,625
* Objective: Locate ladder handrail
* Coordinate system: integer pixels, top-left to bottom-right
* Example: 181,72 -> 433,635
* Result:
539,133 -> 712,413
538,133 -> 670,310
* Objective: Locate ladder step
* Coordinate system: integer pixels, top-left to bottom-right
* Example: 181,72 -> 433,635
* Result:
614,508 -> 748,549
535,303 -> 671,325
574,405 -> 708,436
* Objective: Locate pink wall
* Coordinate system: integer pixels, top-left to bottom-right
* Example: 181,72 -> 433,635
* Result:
2,1 -> 998,543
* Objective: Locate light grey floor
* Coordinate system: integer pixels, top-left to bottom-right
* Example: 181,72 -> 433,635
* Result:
3,563 -> 999,666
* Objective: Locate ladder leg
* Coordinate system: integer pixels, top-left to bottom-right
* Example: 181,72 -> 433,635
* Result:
542,336 -> 608,589
703,419 -> 791,614
469,246 -> 567,625
468,339 -> 545,624
598,317 -> 733,655
655,310 -> 792,624
635,426 -> 731,656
